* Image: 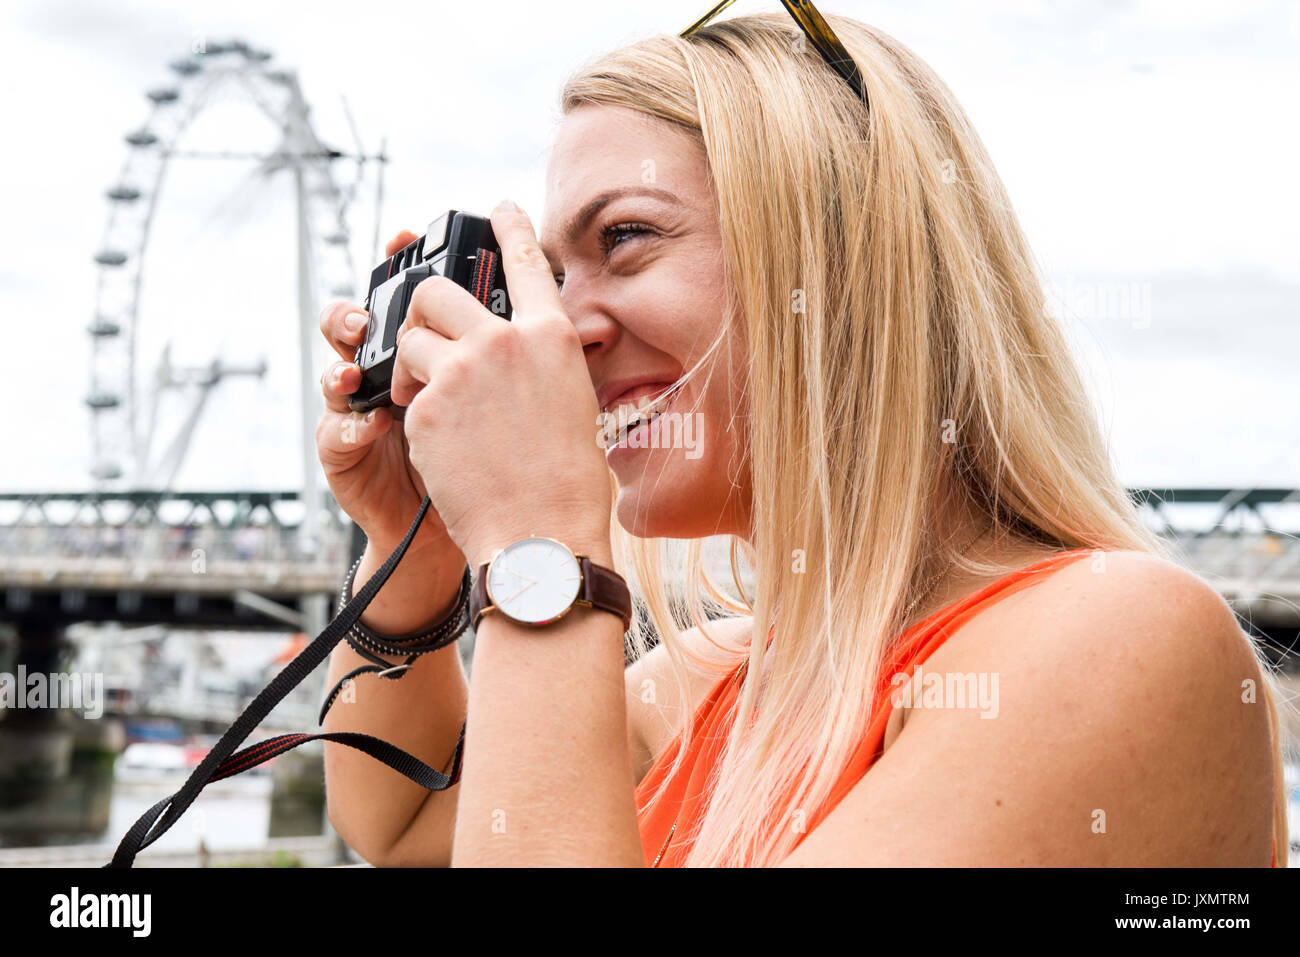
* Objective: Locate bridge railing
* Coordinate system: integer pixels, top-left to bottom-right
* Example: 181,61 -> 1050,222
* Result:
0,521 -> 348,564
0,490 -> 356,593
2,486 -> 1299,604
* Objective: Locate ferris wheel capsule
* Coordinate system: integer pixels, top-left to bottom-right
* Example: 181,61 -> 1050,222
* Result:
89,316 -> 122,337
86,392 -> 122,409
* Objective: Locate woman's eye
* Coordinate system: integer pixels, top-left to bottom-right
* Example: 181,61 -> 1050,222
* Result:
600,223 -> 651,255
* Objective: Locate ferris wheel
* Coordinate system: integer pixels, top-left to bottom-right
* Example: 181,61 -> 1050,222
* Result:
87,37 -> 385,494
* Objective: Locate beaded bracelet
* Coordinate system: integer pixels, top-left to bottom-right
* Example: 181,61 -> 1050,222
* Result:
318,557 -> 473,723
338,555 -> 473,662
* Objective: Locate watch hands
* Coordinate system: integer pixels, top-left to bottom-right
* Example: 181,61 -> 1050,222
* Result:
496,568 -> 535,590
503,580 -> 537,604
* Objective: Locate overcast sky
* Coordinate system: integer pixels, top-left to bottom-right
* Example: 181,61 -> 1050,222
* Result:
2,0 -> 1297,495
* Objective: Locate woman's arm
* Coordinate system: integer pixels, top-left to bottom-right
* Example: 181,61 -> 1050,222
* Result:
322,536 -> 469,867
450,530 -> 644,867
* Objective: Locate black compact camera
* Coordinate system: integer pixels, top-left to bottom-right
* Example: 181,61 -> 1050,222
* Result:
348,210 -> 513,413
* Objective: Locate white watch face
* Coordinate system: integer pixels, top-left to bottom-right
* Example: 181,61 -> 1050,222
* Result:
486,538 -> 583,625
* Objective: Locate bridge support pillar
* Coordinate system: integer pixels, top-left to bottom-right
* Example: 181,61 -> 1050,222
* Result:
0,622 -> 122,843
0,621 -> 75,822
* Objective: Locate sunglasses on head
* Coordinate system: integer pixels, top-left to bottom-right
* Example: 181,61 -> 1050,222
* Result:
680,0 -> 869,109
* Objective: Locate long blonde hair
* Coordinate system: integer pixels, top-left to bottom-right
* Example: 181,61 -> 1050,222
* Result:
562,11 -> 1288,867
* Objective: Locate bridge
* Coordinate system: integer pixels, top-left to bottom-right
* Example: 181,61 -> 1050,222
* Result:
0,483 -> 1295,732
0,485 -> 1297,653
1130,487 -> 1300,662
0,489 -> 357,634
0,488 -> 359,837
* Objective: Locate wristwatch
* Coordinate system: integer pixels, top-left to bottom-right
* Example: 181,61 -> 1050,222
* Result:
469,537 -> 633,632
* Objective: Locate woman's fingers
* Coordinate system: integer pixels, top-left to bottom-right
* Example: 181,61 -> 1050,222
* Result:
385,229 -> 419,258
320,359 -> 361,413
405,274 -> 493,341
315,406 -> 394,466
488,201 -> 565,325
318,231 -> 418,360
317,359 -> 394,457
314,230 -> 419,478
318,299 -> 370,362
390,325 -> 448,408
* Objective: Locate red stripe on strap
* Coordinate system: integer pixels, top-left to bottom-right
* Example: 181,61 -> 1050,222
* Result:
213,734 -> 310,780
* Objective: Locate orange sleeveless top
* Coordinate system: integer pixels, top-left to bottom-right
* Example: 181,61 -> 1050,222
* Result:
634,548 -> 1280,867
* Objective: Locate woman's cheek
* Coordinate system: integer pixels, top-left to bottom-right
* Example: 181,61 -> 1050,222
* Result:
612,412 -> 732,538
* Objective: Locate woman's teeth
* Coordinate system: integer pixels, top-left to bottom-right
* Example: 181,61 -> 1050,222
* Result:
621,408 -> 660,429
619,409 -> 661,438
605,401 -> 668,447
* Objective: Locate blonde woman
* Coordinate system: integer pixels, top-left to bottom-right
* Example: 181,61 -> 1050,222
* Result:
314,4 -> 1287,867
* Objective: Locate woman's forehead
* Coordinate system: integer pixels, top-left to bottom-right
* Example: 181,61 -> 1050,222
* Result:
548,109 -> 671,191
541,105 -> 707,241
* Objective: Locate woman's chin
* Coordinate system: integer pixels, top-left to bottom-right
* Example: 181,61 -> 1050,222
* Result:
613,469 -> 697,539
612,468 -> 741,541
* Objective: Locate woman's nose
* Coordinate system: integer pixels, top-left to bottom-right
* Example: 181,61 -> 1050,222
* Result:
562,281 -> 620,362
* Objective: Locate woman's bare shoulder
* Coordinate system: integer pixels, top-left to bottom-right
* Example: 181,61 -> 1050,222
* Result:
929,548 -> 1267,703
916,548 -> 1272,859
783,548 -> 1277,865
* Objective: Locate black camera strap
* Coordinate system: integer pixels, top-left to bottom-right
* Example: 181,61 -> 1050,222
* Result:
105,496 -> 460,868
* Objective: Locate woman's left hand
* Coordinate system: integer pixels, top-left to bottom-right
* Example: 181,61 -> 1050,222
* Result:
390,201 -> 612,567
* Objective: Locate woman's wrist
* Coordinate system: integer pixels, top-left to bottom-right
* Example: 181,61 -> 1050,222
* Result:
362,513 -> 457,564
352,533 -> 468,635
343,558 -> 471,647
462,513 -> 613,570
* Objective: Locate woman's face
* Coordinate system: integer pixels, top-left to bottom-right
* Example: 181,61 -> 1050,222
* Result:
540,104 -> 751,540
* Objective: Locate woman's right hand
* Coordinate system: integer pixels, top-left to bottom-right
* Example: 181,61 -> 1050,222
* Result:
315,230 -> 460,560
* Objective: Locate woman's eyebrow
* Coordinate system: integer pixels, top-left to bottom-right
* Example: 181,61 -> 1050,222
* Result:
539,186 -> 681,263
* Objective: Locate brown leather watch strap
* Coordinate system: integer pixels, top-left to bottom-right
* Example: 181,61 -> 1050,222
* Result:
576,556 -> 633,632
469,557 -> 632,632
470,563 -> 490,629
